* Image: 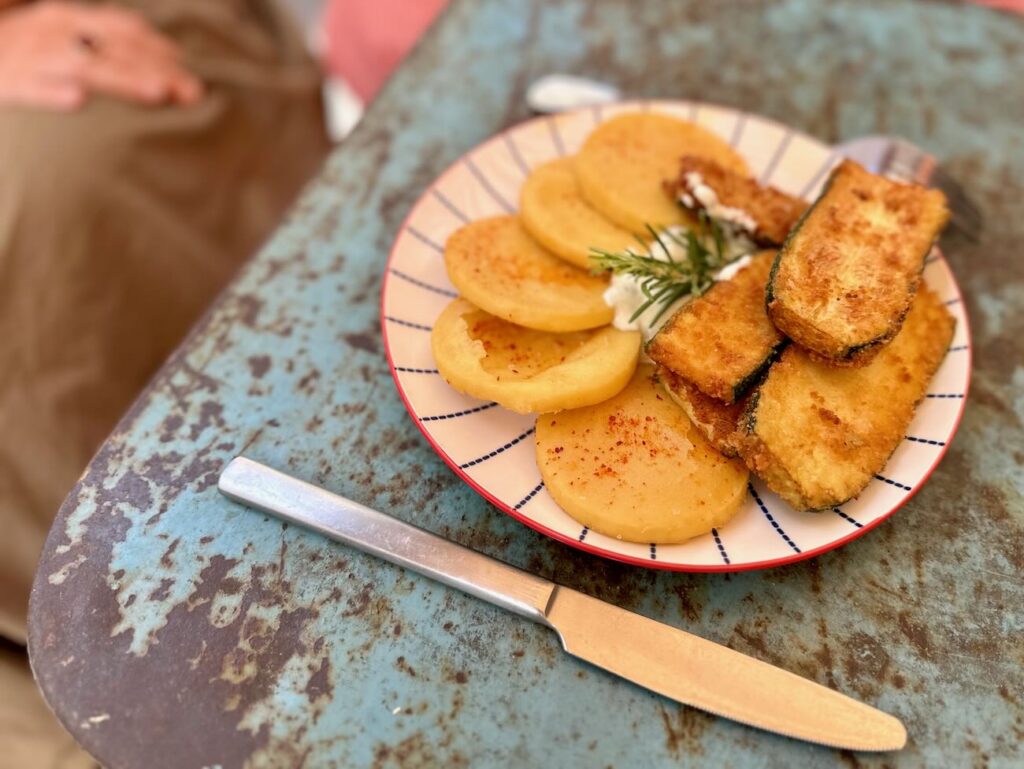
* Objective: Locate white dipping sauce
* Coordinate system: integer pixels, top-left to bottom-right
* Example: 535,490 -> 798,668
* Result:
680,171 -> 759,234
603,226 -> 754,342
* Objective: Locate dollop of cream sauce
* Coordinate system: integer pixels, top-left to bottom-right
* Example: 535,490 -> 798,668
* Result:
603,223 -> 754,342
680,171 -> 758,234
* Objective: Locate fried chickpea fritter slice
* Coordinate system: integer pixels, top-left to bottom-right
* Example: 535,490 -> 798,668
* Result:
519,157 -> 637,270
536,364 -> 748,544
444,216 -> 612,332
431,298 -> 640,415
574,112 -> 748,234
739,286 -> 955,511
657,367 -> 748,458
667,156 -> 809,246
647,251 -> 785,403
766,160 -> 950,366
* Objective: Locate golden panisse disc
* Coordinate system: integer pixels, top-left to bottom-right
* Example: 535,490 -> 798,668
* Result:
536,364 -> 748,543
444,216 -> 612,332
520,157 -> 637,270
431,298 -> 640,414
574,112 -> 748,233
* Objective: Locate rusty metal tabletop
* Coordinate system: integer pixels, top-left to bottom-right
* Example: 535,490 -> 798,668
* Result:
28,1 -> 1024,767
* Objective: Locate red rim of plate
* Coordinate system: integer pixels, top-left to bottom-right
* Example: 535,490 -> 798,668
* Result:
380,102 -> 973,572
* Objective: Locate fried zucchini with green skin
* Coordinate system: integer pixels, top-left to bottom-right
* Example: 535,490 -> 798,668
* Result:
667,156 -> 808,246
657,367 -> 748,458
740,286 -> 955,511
766,160 -> 949,366
647,250 -> 785,403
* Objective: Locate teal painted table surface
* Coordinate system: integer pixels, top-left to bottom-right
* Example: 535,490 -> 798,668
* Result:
28,1 -> 1024,767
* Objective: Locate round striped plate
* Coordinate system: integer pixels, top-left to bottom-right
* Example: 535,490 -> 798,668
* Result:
381,101 -> 972,571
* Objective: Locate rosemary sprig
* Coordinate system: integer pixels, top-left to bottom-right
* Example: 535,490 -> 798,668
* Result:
591,214 -> 738,324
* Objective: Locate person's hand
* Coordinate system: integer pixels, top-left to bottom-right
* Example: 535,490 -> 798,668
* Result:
0,1 -> 202,110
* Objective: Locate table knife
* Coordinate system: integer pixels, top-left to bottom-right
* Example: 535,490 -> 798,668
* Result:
218,457 -> 906,752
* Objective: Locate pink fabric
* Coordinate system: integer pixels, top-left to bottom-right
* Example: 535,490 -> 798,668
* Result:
324,0 -> 448,103
969,0 -> 1024,11
323,0 -> 1021,105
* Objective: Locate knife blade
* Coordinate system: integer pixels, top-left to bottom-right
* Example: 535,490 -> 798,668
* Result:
218,457 -> 906,752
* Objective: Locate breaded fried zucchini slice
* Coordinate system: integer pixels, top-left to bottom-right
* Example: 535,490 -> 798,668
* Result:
519,158 -> 637,270
444,216 -> 612,332
668,156 -> 809,246
431,298 -> 640,414
536,364 -> 748,544
740,286 -> 955,511
574,112 -> 747,234
766,160 -> 949,366
646,251 -> 785,403
657,367 -> 748,458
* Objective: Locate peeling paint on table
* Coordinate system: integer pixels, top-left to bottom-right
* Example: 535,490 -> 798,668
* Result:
28,1 -> 1024,767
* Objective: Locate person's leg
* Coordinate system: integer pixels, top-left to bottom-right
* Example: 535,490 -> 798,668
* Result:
0,0 -> 329,644
0,640 -> 97,769
0,100 -> 155,644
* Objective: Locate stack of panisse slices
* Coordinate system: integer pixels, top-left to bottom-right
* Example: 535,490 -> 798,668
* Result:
430,112 -> 954,545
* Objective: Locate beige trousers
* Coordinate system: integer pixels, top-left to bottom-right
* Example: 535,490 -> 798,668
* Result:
0,0 -> 329,644
0,641 -> 98,768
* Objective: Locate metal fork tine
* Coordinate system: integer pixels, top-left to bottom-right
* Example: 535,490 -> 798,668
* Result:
937,174 -> 983,225
932,166 -> 980,213
928,165 -> 983,241
942,192 -> 983,237
950,220 -> 981,243
953,205 -> 983,233
945,208 -> 982,241
943,191 -> 982,229
837,135 -> 983,241
942,205 -> 982,241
